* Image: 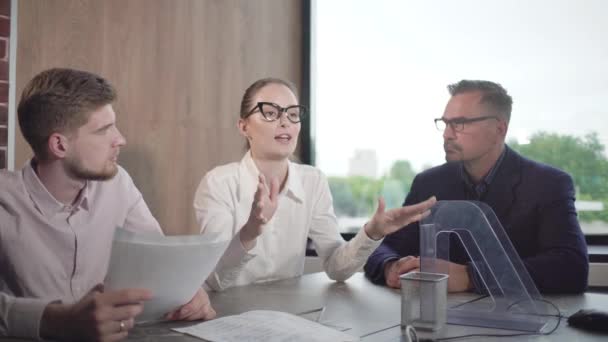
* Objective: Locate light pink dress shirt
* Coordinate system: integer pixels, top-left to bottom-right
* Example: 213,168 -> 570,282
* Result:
0,160 -> 162,338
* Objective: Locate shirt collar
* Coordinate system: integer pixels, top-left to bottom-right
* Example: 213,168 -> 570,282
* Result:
22,159 -> 90,218
484,147 -> 506,185
238,151 -> 305,204
460,147 -> 507,196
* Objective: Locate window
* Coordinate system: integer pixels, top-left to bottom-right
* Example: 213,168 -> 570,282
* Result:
312,0 -> 608,237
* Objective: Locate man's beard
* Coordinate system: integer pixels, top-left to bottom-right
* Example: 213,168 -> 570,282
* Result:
64,156 -> 118,181
444,142 -> 463,162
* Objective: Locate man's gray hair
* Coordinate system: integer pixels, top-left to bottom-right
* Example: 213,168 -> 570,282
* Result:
448,80 -> 513,122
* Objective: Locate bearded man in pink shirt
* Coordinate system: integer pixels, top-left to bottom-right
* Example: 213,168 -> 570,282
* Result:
0,68 -> 215,340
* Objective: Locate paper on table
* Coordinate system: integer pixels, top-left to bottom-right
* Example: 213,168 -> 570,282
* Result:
105,228 -> 229,323
173,310 -> 359,342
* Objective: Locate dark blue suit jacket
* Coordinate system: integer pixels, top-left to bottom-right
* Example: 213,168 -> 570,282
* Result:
364,146 -> 589,293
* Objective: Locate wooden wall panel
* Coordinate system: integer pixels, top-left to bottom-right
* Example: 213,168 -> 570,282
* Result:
16,0 -> 303,234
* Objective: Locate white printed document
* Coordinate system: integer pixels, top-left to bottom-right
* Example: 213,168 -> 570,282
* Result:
173,310 -> 359,342
105,228 -> 229,323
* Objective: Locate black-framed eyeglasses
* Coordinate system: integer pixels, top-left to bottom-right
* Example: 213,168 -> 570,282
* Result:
434,115 -> 498,132
246,102 -> 307,123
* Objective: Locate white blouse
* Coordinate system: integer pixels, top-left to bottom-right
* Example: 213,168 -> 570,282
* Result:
194,152 -> 382,291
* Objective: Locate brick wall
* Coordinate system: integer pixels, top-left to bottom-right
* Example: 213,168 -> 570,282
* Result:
0,0 -> 9,169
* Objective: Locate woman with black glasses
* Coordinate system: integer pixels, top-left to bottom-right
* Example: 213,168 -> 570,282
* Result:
193,77 -> 436,291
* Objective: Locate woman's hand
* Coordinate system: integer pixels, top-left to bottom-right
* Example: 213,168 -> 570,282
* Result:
364,196 -> 437,240
239,174 -> 279,250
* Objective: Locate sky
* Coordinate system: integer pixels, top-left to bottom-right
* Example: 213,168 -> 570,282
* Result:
313,0 -> 608,177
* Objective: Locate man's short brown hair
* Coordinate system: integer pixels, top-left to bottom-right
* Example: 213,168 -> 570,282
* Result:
447,80 -> 513,122
17,68 -> 116,160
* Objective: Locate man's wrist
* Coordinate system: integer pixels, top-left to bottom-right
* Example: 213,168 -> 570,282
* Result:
464,263 -> 476,291
383,259 -> 397,279
40,302 -> 70,340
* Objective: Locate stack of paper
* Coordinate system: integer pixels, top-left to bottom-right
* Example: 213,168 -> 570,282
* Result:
173,310 -> 359,342
105,228 -> 229,322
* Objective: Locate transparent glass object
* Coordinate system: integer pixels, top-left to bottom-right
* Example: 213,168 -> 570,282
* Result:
419,201 -> 549,332
400,271 -> 448,331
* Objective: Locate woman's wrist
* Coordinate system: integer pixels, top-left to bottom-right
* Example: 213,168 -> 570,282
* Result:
239,222 -> 259,250
363,222 -> 383,241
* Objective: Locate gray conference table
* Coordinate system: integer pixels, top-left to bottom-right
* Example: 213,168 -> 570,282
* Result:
126,272 -> 607,341
2,272 -> 606,341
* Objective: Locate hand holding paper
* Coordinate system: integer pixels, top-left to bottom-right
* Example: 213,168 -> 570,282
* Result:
105,228 -> 229,323
40,284 -> 152,341
165,287 -> 216,321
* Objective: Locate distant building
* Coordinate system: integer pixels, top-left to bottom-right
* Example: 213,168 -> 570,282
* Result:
348,149 -> 378,178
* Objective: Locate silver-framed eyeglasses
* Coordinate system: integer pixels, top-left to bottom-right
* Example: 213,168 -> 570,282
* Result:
434,115 -> 498,132
246,102 -> 306,123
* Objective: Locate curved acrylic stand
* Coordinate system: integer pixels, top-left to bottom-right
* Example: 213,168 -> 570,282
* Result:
419,201 -> 549,332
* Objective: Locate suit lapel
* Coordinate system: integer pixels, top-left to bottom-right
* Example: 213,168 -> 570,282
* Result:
445,163 -> 468,200
482,146 -> 522,221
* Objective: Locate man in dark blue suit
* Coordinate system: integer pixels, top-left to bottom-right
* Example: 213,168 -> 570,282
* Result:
364,80 -> 588,294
